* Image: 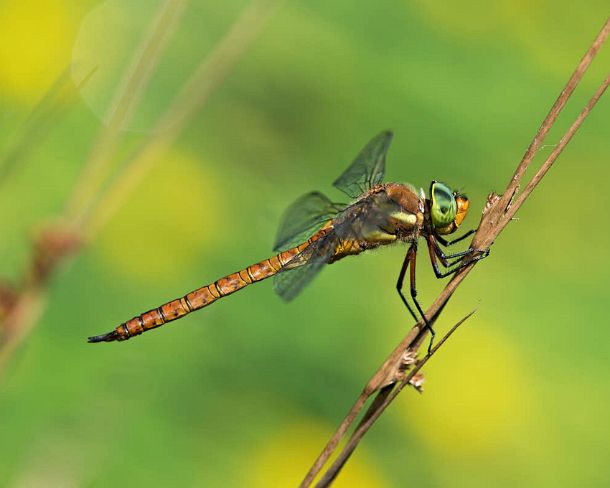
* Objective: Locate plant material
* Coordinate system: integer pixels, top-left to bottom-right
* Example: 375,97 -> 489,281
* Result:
301,17 -> 610,487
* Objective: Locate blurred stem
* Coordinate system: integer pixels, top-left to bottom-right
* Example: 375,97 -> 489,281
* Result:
0,0 -> 281,378
0,288 -> 46,381
303,16 -> 610,487
0,0 -> 184,379
65,0 -> 187,225
79,0 -> 282,241
313,311 -> 475,487
0,68 -> 94,188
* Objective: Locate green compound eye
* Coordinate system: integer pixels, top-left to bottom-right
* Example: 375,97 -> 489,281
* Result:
430,181 -> 457,230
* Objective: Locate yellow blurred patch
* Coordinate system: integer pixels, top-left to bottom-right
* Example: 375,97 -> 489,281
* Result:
0,0 -> 77,101
412,0 -> 594,75
412,0 -> 507,38
96,152 -> 220,283
413,0 -> 554,40
248,418 -> 387,488
403,323 -> 531,458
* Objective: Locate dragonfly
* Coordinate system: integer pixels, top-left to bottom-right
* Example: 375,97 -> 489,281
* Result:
88,131 -> 487,348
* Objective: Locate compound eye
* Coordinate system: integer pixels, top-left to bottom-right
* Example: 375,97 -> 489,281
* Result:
433,185 -> 452,206
431,182 -> 457,230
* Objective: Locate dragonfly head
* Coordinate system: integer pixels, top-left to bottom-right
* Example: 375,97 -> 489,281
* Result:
429,181 -> 469,235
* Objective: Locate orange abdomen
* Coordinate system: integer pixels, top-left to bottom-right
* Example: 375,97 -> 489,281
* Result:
88,225 -> 332,343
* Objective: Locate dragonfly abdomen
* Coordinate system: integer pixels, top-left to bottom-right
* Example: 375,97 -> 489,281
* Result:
88,226 -> 331,343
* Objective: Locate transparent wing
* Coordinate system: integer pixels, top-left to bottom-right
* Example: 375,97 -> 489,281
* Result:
273,191 -> 346,252
332,130 -> 393,198
273,191 -> 410,301
273,199 -> 377,301
273,232 -> 340,301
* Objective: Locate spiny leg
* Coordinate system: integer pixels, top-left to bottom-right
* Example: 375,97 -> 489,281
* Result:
434,229 -> 490,264
432,232 -> 482,262
444,249 -> 489,270
396,248 -> 418,324
408,244 -> 437,354
427,234 -> 461,277
427,234 -> 490,278
434,253 -> 488,278
439,238 -> 491,271
435,228 -> 476,247
396,244 -> 435,354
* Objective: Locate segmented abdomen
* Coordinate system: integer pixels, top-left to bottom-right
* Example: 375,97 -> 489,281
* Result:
88,224 -> 332,343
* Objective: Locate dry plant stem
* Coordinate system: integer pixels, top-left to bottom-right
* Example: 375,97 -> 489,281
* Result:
302,17 -> 610,487
301,311 -> 445,487
65,0 -> 187,224
0,289 -> 46,378
504,17 -> 610,200
80,0 -> 283,240
314,311 -> 476,488
0,1 -> 279,377
0,0 -> 183,375
0,68 -> 96,187
505,71 -> 610,222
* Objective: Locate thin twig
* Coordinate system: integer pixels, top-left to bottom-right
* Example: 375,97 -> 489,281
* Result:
303,17 -> 610,487
0,0 -> 184,376
0,67 -> 96,188
301,309 -> 475,487
65,0 -> 187,224
505,72 -> 610,222
315,310 -> 476,487
0,0 -> 280,378
503,18 -> 610,201
80,0 -> 283,240
0,289 -> 46,377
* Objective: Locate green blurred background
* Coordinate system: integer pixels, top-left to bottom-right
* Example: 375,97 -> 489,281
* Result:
1,1 -> 609,486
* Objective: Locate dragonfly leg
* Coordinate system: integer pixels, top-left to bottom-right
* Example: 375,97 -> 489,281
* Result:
427,235 -> 490,278
446,248 -> 490,269
435,228 -> 476,247
431,233 -> 482,262
428,235 -> 466,270
408,244 -> 436,354
397,244 -> 435,354
396,248 -> 419,324
436,245 -> 473,262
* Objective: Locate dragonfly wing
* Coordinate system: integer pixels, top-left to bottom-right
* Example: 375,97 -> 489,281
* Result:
273,204 -> 375,302
273,231 -> 340,301
332,130 -> 393,198
273,191 -> 346,252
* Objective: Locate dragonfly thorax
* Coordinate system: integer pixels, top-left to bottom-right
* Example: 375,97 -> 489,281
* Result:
366,182 -> 426,242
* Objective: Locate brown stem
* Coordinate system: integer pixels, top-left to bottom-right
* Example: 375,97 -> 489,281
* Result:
80,0 -> 283,240
315,311 -> 475,487
302,17 -> 610,487
0,67 -> 97,188
65,0 -> 188,224
505,71 -> 610,223
0,0 -> 281,378
503,17 -> 610,203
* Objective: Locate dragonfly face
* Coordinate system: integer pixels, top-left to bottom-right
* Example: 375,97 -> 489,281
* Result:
429,181 -> 469,235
